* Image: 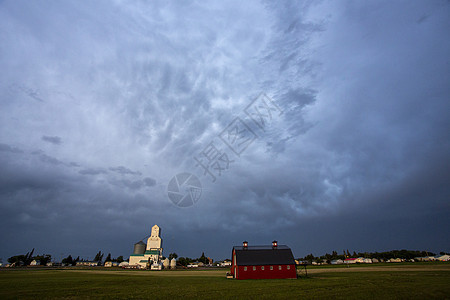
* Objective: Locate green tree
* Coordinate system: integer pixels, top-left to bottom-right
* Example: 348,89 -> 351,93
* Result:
105,253 -> 112,262
177,257 -> 192,267
198,252 -> 208,264
62,255 -> 73,265
116,256 -> 124,263
94,251 -> 104,262
33,254 -> 51,265
24,248 -> 35,265
304,253 -> 315,263
168,253 -> 178,260
8,255 -> 26,265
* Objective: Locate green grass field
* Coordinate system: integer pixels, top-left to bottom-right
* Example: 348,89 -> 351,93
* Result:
1,263 -> 449,299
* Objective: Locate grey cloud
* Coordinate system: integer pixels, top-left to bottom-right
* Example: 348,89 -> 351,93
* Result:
120,179 -> 143,190
0,143 -> 23,153
37,153 -> 64,165
109,166 -> 142,176
42,135 -> 62,145
8,84 -> 44,102
79,168 -> 108,175
143,177 -> 156,187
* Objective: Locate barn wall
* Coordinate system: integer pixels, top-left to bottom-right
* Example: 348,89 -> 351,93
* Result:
231,249 -> 237,277
236,264 -> 297,280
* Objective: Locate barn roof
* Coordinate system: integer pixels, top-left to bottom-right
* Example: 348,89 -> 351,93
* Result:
233,245 -> 295,266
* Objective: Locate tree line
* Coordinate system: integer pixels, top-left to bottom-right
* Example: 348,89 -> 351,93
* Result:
171,252 -> 212,267
61,251 -> 125,265
298,249 -> 443,263
6,249 -> 209,267
7,249 -> 124,266
7,248 -> 52,266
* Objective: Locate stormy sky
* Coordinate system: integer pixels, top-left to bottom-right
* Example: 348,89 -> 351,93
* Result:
0,0 -> 449,262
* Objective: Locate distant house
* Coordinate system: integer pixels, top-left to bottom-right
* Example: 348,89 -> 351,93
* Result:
344,258 -> 357,264
388,258 -> 402,263
372,258 -> 379,263
187,262 -> 203,268
230,241 -> 297,280
220,260 -> 232,267
104,261 -> 119,267
331,259 -> 344,265
415,256 -> 436,262
30,260 -> 40,266
76,261 -> 99,267
344,257 -> 371,264
436,255 -> 450,261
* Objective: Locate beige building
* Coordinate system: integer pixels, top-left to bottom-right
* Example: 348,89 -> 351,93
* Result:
129,225 -> 163,269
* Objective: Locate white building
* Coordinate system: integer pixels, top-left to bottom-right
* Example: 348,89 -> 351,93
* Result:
163,258 -> 170,269
119,261 -> 129,268
170,258 -> 176,269
436,255 -> 450,261
104,261 -> 119,267
129,225 -> 163,269
219,260 -> 232,267
30,260 -> 40,266
331,259 -> 344,265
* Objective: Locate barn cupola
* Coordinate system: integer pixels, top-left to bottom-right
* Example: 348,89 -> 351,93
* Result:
243,241 -> 248,249
272,240 -> 278,249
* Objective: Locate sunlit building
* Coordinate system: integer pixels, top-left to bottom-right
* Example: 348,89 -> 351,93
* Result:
129,225 -> 163,269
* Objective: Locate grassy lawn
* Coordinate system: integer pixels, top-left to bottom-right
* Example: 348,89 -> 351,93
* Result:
0,264 -> 449,299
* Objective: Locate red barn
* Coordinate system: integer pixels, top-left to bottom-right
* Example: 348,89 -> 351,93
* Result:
230,241 -> 297,280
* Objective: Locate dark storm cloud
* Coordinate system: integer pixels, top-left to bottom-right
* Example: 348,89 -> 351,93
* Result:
30,150 -> 65,166
0,0 -> 448,261
41,135 -> 62,145
0,143 -> 23,153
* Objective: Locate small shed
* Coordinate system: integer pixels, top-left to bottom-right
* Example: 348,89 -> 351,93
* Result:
230,241 -> 297,280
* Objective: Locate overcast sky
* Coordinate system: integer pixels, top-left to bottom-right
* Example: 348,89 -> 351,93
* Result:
0,0 -> 449,262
